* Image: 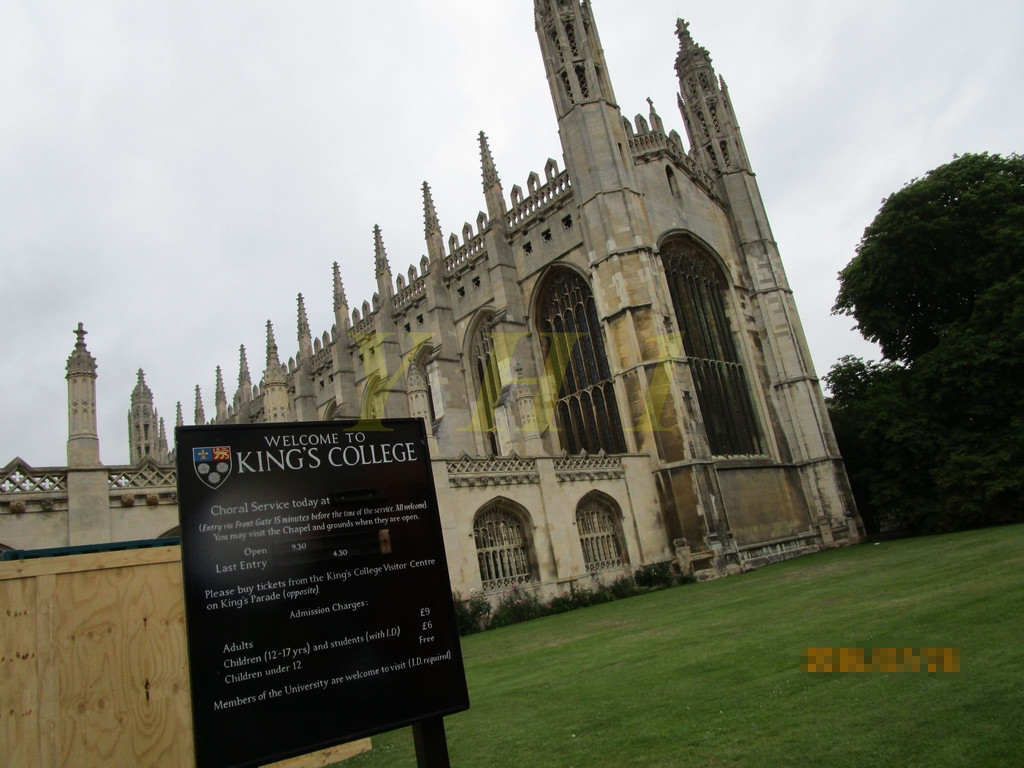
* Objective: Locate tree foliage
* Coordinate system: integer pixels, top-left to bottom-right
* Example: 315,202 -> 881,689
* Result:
828,153 -> 1024,534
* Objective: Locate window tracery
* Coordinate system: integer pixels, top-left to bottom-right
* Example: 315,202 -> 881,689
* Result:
660,239 -> 763,456
471,313 -> 501,455
537,270 -> 626,455
576,494 -> 626,572
473,502 -> 534,590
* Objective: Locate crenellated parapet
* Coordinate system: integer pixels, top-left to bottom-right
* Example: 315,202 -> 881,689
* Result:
443,228 -> 488,278
393,271 -> 428,314
505,164 -> 573,230
624,113 -> 718,197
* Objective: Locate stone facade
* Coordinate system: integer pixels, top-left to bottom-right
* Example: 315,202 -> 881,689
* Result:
0,2 -> 863,596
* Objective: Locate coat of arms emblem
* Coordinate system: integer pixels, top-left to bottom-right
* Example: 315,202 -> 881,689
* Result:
193,446 -> 232,489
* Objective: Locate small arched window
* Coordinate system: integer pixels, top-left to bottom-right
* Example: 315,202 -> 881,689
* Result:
537,270 -> 626,455
473,502 -> 535,590
660,238 -> 763,456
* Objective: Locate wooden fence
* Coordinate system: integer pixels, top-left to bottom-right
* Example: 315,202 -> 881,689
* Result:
0,546 -> 369,767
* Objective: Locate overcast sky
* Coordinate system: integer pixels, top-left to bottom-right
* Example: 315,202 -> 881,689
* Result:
2,0 -> 1021,468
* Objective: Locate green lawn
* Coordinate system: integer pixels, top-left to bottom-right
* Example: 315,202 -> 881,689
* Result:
343,525 -> 1024,767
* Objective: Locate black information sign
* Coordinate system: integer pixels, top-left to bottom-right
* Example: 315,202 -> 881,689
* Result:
175,419 -> 469,768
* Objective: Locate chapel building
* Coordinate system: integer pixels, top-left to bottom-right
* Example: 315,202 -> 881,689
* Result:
0,1 -> 863,593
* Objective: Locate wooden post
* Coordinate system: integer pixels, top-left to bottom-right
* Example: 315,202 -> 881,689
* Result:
412,716 -> 451,768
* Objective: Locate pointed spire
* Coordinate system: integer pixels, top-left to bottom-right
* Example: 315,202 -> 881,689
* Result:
479,131 -> 501,191
158,417 -> 168,454
238,345 -> 251,386
264,320 -> 287,386
423,182 -> 446,263
423,181 -> 441,239
297,293 -> 314,363
479,131 -> 508,225
333,261 -> 350,331
674,17 -> 749,175
298,293 -> 311,340
266,320 -> 281,367
194,385 -> 206,425
215,365 -> 227,421
372,225 -> 391,280
262,321 -> 289,420
176,401 -> 184,428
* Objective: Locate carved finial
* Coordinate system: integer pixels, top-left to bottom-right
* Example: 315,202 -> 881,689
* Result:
333,261 -> 348,311
647,97 -> 664,134
479,131 -> 502,191
373,225 -> 391,280
215,366 -> 226,402
675,17 -> 713,76
132,368 -> 153,402
66,322 -> 97,377
176,401 -> 184,427
423,181 -> 441,239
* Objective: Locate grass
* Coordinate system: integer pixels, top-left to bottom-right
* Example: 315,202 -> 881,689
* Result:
341,525 -> 1024,767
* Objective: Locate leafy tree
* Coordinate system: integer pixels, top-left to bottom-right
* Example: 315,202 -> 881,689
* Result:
828,153 -> 1024,534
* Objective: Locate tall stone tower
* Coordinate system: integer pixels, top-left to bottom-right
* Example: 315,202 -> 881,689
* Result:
533,1 -> 861,563
66,323 -> 100,468
535,0 -> 728,552
64,324 -> 111,544
128,369 -> 165,463
674,19 -> 859,541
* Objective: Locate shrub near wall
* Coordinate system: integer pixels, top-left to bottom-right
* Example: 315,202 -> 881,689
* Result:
452,591 -> 492,635
455,566 -> 684,635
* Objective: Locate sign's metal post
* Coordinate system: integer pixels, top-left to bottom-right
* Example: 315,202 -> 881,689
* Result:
412,716 -> 451,768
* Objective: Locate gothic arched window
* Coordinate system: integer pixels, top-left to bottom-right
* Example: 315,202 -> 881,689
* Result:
473,501 -> 535,590
576,493 -> 627,572
537,270 -> 626,455
470,313 -> 500,455
660,239 -> 763,456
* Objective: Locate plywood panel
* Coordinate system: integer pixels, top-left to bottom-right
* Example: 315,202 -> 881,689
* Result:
1,575 -> 41,768
54,560 -> 193,768
0,548 -> 370,767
